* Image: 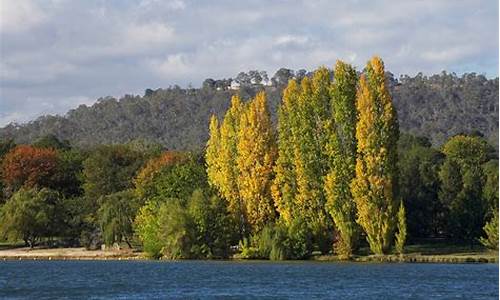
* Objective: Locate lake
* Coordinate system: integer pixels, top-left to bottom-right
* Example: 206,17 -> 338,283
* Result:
0,260 -> 497,299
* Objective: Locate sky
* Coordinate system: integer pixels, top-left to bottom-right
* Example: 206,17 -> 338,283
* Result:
0,0 -> 498,126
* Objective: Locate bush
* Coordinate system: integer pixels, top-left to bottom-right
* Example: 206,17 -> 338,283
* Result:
134,201 -> 163,258
134,189 -> 235,259
239,220 -> 312,260
480,210 -> 499,250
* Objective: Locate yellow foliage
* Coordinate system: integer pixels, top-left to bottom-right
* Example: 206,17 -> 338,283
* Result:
237,92 -> 276,232
351,56 -> 399,255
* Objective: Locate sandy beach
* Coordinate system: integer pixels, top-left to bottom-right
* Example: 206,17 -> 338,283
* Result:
0,247 -> 142,260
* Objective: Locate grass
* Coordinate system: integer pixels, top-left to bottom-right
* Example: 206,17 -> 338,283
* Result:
313,240 -> 498,263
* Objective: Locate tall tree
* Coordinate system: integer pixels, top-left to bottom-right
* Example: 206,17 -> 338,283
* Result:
324,61 -> 359,259
219,96 -> 245,233
398,134 -> 445,238
206,115 -> 222,192
293,70 -> 333,251
351,56 -> 400,255
237,92 -> 276,232
272,80 -> 300,224
439,135 -> 491,245
206,96 -> 246,235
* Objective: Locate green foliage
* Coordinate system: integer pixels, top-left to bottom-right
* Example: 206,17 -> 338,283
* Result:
188,189 -> 234,258
274,68 -> 333,254
1,72 -> 496,151
53,149 -> 85,198
482,160 -> 499,214
125,139 -> 164,158
134,189 -> 234,259
83,145 -> 144,201
33,134 -> 71,150
398,134 -> 444,238
480,209 -> 498,250
239,219 -> 312,260
0,188 -> 59,247
324,61 -> 359,259
156,198 -> 195,259
145,154 -> 209,204
98,190 -> 139,247
395,202 -> 407,254
134,201 -> 163,258
439,135 -> 491,243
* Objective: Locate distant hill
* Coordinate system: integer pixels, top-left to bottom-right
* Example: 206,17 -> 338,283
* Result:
0,70 -> 498,150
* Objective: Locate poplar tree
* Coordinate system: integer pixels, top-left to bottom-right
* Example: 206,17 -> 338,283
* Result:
206,96 -> 246,235
219,96 -> 245,233
395,201 -> 407,254
272,80 -> 300,224
206,115 -> 221,189
293,69 -> 332,251
237,92 -> 276,232
351,56 -> 399,255
324,60 -> 359,259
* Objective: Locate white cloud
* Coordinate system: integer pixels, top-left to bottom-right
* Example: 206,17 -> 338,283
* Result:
0,0 -> 498,126
126,22 -> 174,44
274,35 -> 309,46
421,45 -> 480,63
0,0 -> 47,33
148,54 -> 191,78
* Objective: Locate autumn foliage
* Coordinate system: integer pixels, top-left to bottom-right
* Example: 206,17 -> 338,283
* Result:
134,151 -> 187,198
1,145 -> 59,194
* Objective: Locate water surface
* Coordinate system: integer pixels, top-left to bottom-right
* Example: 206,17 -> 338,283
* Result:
0,260 -> 497,299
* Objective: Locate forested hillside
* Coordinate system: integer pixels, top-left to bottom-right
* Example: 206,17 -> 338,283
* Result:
0,70 -> 497,149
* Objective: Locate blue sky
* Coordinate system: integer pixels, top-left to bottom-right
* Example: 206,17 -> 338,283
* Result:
0,0 -> 498,126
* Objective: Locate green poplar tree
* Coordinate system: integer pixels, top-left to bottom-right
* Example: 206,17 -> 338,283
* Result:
324,60 -> 359,259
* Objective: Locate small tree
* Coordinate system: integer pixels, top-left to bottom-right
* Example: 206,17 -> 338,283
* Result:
395,202 -> 407,254
188,189 -> 233,258
480,210 -> 498,250
134,201 -> 162,258
157,199 -> 195,259
98,190 -> 139,248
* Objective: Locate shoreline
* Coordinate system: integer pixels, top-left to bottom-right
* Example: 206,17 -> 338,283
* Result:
0,247 -> 497,263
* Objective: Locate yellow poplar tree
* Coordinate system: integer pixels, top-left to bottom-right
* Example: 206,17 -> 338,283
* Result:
206,115 -> 222,190
324,60 -> 359,259
351,56 -> 399,255
206,96 -> 246,235
237,92 -> 276,232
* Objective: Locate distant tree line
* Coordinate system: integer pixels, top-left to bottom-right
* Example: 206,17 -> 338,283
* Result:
1,67 -> 497,151
0,57 -> 496,260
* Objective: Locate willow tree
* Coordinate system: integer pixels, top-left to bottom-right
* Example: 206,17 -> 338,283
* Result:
237,92 -> 276,232
324,60 -> 359,259
351,56 -> 399,255
206,96 -> 245,235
